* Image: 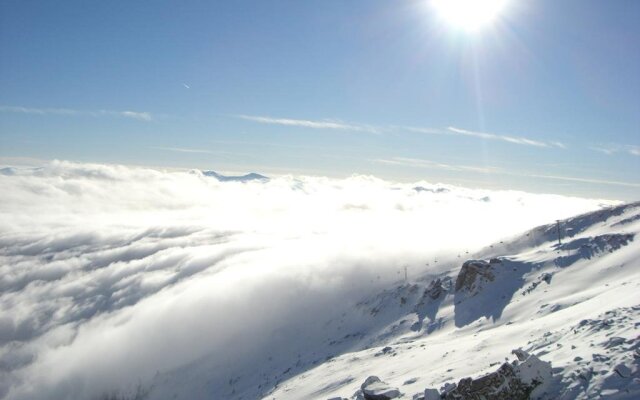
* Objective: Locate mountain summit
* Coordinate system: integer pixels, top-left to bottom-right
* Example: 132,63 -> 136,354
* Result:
201,170 -> 269,182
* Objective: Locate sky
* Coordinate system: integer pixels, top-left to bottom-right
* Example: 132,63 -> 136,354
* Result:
0,0 -> 639,200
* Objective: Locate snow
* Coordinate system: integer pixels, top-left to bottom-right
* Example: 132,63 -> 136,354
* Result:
0,161 -> 637,400
263,201 -> 640,400
359,376 -> 401,399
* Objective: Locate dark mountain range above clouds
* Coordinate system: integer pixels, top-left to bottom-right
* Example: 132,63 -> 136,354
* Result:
201,170 -> 269,182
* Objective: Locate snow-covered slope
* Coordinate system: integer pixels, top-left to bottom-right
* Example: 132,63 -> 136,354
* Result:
255,202 -> 640,400
0,161 -> 634,400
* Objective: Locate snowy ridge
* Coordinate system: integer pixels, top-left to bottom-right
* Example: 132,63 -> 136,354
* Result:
259,202 -> 640,400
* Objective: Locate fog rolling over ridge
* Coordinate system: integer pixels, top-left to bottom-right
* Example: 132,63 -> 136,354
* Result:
0,161 -> 615,399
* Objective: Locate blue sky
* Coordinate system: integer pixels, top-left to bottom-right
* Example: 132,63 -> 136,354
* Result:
0,0 -> 639,199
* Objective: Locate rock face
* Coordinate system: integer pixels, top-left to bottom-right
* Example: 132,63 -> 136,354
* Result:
360,376 -> 401,400
443,363 -> 533,400
454,260 -> 496,292
423,350 -> 551,400
425,278 -> 446,300
423,388 -> 440,400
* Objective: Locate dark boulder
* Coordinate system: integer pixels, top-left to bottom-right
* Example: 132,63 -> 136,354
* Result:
455,260 -> 495,292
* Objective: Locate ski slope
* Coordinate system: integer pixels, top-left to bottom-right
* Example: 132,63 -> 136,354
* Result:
260,202 -> 640,400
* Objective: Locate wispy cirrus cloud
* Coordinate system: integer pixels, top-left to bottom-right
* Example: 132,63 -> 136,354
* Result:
236,115 -> 381,133
405,126 -> 566,149
237,114 -> 568,149
0,105 -> 153,121
377,156 -> 640,188
590,144 -> 640,157
525,173 -> 640,188
407,126 -> 565,149
447,126 -> 564,148
151,146 -> 217,154
374,157 -> 499,174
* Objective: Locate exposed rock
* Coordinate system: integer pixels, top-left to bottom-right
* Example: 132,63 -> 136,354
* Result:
440,382 -> 456,396
557,233 -> 634,266
423,388 -> 440,400
511,350 -> 552,393
603,336 -> 626,349
614,363 -> 632,378
512,348 -> 529,362
403,377 -> 418,385
455,260 -> 495,292
413,186 -> 449,194
443,365 -> 528,399
522,274 -> 553,296
425,350 -> 551,400
375,346 -> 395,357
200,170 -> 269,182
360,376 -> 401,400
425,278 -> 446,300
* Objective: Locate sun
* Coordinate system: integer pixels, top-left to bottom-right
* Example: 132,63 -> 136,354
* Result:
431,0 -> 508,32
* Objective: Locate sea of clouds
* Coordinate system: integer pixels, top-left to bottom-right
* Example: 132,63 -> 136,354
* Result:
0,160 -> 614,399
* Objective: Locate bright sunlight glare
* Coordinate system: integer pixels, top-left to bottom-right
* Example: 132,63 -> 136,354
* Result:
431,0 -> 508,31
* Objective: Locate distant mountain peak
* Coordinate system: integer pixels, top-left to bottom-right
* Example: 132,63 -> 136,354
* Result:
201,170 -> 269,182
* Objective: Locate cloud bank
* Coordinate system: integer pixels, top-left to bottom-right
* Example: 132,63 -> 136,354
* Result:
0,161 -> 612,399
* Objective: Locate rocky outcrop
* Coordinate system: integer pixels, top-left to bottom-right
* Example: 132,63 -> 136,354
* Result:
359,376 -> 401,400
561,233 -> 634,257
454,260 -> 496,292
422,350 -> 551,400
425,278 -> 447,300
442,363 -> 533,400
423,388 -> 440,400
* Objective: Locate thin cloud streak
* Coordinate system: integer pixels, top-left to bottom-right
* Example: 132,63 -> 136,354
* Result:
236,115 -> 380,133
550,141 -> 567,149
377,156 -> 640,188
591,144 -> 640,157
446,127 -> 563,148
525,173 -> 640,188
151,147 -> 217,154
406,126 -> 564,148
238,114 -> 568,148
0,105 -> 152,121
374,157 -> 499,174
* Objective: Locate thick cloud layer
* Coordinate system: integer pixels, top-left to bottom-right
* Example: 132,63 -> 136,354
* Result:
0,161 -> 612,399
